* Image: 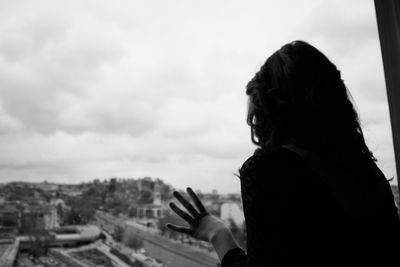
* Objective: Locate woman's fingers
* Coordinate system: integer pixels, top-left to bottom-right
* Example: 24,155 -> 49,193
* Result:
169,202 -> 196,226
173,191 -> 201,218
167,187 -> 211,241
166,223 -> 193,235
186,187 -> 208,216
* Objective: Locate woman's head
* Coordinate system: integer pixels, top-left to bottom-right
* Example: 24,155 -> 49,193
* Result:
247,40 -> 375,164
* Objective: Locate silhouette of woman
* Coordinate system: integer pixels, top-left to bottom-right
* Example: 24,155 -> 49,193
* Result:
167,41 -> 400,266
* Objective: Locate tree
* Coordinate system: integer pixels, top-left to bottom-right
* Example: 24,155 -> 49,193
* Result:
106,193 -> 130,216
112,224 -> 125,242
27,229 -> 53,257
125,233 -> 144,251
56,203 -> 64,224
1,213 -> 18,227
155,180 -> 173,201
63,208 -> 81,225
20,210 -> 43,234
78,202 -> 96,222
108,178 -> 117,195
157,211 -> 186,239
101,187 -> 107,205
64,197 -> 96,224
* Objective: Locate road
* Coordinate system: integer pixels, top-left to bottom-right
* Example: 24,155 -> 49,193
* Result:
95,212 -> 220,267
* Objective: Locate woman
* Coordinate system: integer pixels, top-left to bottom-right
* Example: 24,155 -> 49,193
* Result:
167,41 -> 400,266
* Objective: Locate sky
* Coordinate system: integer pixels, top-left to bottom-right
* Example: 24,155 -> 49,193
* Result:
0,0 -> 395,193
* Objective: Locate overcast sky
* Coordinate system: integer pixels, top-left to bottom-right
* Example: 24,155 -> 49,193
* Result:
0,0 -> 395,193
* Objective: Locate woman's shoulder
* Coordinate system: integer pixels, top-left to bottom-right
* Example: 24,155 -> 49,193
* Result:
239,146 -> 304,179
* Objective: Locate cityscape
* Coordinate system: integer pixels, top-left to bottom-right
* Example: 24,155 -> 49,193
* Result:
0,177 -> 247,267
0,1 -> 398,266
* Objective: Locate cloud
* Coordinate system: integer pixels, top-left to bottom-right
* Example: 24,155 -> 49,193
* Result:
0,0 -> 396,192
0,14 -> 127,133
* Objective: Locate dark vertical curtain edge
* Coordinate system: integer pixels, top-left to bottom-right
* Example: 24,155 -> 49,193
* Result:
374,0 -> 400,200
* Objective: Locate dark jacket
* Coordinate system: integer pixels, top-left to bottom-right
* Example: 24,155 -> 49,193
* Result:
222,146 -> 400,267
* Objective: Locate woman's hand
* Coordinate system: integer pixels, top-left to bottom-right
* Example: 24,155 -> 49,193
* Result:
167,187 -> 230,243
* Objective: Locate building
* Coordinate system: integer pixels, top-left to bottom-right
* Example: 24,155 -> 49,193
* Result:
0,205 -> 21,239
137,177 -> 155,192
59,184 -> 82,197
132,180 -> 166,219
220,202 -> 245,227
20,206 -> 47,233
44,206 -> 60,230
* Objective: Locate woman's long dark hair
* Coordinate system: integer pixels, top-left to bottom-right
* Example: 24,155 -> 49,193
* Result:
246,40 -> 376,169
